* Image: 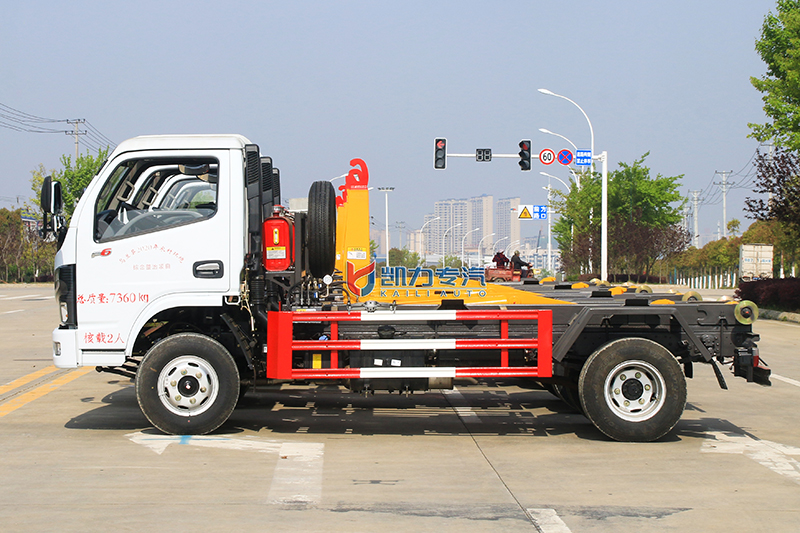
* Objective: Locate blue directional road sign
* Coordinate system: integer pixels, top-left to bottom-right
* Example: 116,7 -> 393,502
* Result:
532,205 -> 547,220
575,149 -> 592,166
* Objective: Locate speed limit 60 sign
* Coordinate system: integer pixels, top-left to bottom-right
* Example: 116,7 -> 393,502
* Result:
539,148 -> 555,165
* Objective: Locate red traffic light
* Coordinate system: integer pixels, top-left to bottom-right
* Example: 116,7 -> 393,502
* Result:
434,138 -> 447,169
518,140 -> 531,171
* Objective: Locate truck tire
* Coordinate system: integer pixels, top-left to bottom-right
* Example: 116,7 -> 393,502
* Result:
554,382 -> 584,414
136,333 -> 240,435
578,338 -> 686,442
307,181 -> 336,278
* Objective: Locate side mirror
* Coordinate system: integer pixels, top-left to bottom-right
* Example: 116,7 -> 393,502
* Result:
40,176 -> 63,215
40,176 -> 65,241
41,176 -> 52,214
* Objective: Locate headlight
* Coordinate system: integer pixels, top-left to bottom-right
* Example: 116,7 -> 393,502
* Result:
60,301 -> 70,325
55,264 -> 77,328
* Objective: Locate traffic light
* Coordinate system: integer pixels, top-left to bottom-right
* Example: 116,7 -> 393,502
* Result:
518,140 -> 531,171
434,138 -> 447,169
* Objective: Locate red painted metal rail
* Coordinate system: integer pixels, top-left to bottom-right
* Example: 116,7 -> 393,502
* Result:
266,308 -> 553,380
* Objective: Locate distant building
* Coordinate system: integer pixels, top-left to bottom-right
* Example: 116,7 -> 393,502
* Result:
495,197 -> 521,253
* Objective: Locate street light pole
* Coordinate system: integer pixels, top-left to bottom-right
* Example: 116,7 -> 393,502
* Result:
419,216 -> 440,266
461,227 -> 480,267
505,240 -> 520,257
539,88 -> 606,281
492,236 -> 508,253
477,232 -> 496,265
378,187 -> 394,267
540,171 -> 571,275
539,128 -> 581,189
442,223 -> 462,265
596,151 -> 609,282
538,88 -> 594,172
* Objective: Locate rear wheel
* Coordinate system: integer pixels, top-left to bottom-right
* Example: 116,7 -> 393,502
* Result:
307,181 -> 336,278
578,338 -> 686,442
136,333 -> 240,435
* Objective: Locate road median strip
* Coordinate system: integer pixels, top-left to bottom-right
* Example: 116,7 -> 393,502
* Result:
0,367 -> 94,418
0,365 -> 60,395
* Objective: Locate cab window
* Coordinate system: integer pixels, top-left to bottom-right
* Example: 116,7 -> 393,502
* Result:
94,157 -> 218,242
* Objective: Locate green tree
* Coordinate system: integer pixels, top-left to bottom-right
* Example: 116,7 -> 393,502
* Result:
30,147 -> 109,219
440,255 -> 462,268
552,154 -> 687,279
727,218 -> 741,237
749,0 -> 800,150
745,148 -> 800,238
388,247 -> 422,267
0,209 -> 23,282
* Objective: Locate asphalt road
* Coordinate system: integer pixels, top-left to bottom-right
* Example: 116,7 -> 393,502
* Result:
1,283 -> 799,532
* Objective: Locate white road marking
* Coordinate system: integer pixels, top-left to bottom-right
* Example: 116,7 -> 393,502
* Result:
527,508 -> 573,532
126,431 -> 284,455
126,432 -> 325,504
772,374 -> 800,388
267,442 -> 325,505
443,387 -> 482,424
2,310 -> 23,315
0,294 -> 41,300
702,431 -> 800,485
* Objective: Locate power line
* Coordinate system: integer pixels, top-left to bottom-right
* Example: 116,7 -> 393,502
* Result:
0,102 -> 116,155
0,103 -> 65,123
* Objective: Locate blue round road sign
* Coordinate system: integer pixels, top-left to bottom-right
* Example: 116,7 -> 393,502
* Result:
557,149 -> 573,166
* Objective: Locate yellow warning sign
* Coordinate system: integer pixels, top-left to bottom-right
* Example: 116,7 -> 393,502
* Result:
518,205 -> 533,219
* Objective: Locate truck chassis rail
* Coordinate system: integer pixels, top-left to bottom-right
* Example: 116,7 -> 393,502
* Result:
266,309 -> 553,380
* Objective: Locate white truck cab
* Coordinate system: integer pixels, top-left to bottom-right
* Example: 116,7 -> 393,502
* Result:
51,135 -> 249,369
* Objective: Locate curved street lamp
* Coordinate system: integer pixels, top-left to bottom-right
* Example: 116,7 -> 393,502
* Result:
539,128 -> 581,189
442,222 -> 462,265
505,240 -> 520,257
419,216 -> 440,266
492,236 -> 508,253
476,232 -> 496,265
538,88 -> 607,282
461,227 -> 480,267
378,187 -> 394,266
538,88 -> 594,167
541,172 -> 572,274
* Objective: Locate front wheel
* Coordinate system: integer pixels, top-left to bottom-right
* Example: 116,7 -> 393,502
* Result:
578,338 -> 686,442
136,333 -> 240,435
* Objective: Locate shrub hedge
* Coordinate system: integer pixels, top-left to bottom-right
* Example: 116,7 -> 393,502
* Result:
736,278 -> 800,313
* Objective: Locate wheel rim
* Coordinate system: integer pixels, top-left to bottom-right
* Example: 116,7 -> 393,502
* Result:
603,359 -> 666,422
157,355 -> 220,417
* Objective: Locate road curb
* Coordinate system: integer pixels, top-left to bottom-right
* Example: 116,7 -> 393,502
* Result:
760,309 -> 800,324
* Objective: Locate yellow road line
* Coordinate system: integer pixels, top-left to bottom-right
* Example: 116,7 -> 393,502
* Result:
0,365 -> 59,395
0,367 -> 94,418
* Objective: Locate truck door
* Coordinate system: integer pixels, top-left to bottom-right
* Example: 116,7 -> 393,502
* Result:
74,149 -> 233,355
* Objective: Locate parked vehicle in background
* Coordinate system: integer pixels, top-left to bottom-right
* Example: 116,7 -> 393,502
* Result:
740,244 -> 774,281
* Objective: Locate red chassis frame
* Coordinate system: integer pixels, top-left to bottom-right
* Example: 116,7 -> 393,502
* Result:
265,308 -> 553,380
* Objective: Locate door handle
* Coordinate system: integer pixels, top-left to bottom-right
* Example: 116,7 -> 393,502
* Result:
193,260 -> 224,279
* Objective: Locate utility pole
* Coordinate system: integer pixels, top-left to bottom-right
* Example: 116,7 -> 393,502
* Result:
690,190 -> 702,248
714,170 -> 733,238
682,206 -> 691,233
395,221 -> 405,250
66,119 -> 87,161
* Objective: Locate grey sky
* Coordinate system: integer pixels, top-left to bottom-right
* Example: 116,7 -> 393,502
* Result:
1,1 -> 776,244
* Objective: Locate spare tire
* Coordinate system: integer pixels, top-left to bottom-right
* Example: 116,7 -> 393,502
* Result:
307,181 -> 336,278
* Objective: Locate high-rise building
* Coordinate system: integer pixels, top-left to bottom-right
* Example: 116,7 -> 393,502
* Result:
433,198 -> 469,256
495,197 -> 521,253
468,195 -> 493,255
